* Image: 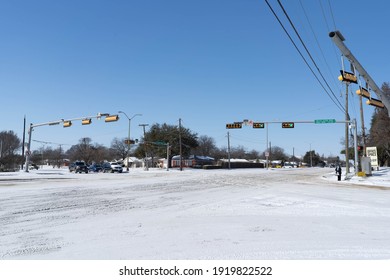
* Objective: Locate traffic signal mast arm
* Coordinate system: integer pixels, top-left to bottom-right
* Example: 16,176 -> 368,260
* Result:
329,31 -> 390,115
24,113 -> 119,172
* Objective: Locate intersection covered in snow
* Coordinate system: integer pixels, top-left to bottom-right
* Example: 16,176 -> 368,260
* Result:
1,166 -> 389,260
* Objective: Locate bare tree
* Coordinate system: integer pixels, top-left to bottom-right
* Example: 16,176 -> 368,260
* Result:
264,145 -> 288,161
192,135 -> 217,156
110,137 -> 128,161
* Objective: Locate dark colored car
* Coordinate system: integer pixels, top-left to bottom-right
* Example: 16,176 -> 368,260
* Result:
69,161 -> 89,173
88,163 -> 103,172
101,162 -> 111,173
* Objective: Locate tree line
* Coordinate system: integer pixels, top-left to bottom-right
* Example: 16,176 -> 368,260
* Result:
366,83 -> 390,166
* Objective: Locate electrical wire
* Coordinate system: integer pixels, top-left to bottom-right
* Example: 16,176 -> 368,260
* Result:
298,0 -> 340,91
319,0 -> 342,69
275,0 -> 346,113
264,0 -> 346,115
327,0 -> 337,31
33,140 -> 71,146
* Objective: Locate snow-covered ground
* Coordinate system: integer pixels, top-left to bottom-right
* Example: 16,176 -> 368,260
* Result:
1,166 -> 390,260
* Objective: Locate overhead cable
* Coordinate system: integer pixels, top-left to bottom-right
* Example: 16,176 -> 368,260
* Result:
264,0 -> 346,114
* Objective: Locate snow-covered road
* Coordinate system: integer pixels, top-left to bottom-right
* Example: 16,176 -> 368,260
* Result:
1,167 -> 390,259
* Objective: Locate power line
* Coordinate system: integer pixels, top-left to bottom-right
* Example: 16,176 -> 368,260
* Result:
298,0 -> 341,91
275,0 -> 345,113
326,0 -> 337,31
264,0 -> 346,115
319,0 -> 341,68
33,140 -> 71,146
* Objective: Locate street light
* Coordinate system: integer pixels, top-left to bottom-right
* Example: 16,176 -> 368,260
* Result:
118,111 -> 142,171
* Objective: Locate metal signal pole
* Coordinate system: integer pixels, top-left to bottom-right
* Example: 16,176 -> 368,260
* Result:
330,31 -> 390,116
179,118 -> 183,171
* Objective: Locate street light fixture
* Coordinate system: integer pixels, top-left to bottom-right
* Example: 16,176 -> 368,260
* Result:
118,111 -> 142,171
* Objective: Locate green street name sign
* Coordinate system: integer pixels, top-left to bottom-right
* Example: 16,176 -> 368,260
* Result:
314,119 -> 336,124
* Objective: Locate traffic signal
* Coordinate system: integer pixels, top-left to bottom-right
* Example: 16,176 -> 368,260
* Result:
356,87 -> 370,98
105,115 -> 120,122
338,70 -> 357,84
366,98 -> 385,108
357,145 -> 364,151
282,122 -> 294,128
82,118 -> 92,125
63,121 -> 72,128
356,87 -> 385,108
226,123 -> 242,129
253,122 -> 265,129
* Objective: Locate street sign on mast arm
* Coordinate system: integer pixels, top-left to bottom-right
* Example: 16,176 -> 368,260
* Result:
329,31 -> 390,116
314,119 -> 336,124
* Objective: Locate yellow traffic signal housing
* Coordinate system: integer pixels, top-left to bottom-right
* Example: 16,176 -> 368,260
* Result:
356,87 -> 370,98
282,122 -> 294,128
82,118 -> 92,125
63,121 -> 72,128
356,87 -> 384,108
253,122 -> 265,129
338,70 -> 357,84
366,98 -> 385,108
105,115 -> 120,122
226,123 -> 242,129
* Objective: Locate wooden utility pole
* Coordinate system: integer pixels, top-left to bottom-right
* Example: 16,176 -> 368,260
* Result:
227,131 -> 231,169
179,118 -> 183,171
359,85 -> 367,156
139,123 -> 149,170
345,83 -> 350,175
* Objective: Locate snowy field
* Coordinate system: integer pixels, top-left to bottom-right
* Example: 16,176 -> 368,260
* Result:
1,166 -> 390,260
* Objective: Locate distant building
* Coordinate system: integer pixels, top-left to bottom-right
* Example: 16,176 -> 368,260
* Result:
171,155 -> 215,168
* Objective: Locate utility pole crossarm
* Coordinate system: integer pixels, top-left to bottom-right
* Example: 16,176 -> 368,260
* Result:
329,31 -> 390,116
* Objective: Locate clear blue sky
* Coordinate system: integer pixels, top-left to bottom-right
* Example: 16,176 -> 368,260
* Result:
1,0 -> 389,158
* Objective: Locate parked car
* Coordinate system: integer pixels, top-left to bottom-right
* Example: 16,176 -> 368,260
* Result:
102,162 -> 123,173
69,161 -> 88,173
88,163 -> 103,172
